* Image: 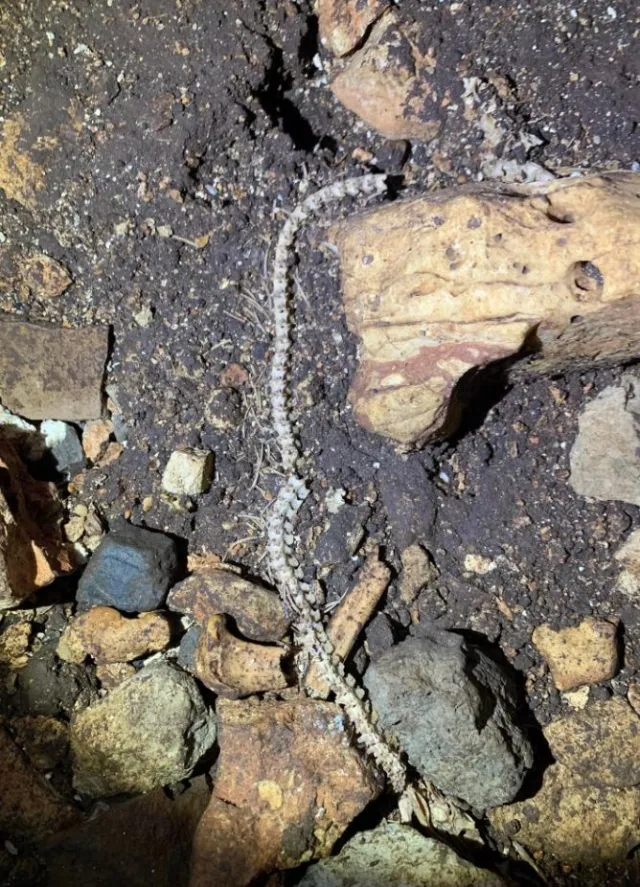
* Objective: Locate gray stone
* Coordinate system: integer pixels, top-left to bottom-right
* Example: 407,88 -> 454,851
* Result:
314,504 -> 369,567
70,662 -> 216,797
570,377 -> 640,505
363,631 -> 533,808
299,821 -> 506,887
41,420 -> 85,476
177,624 -> 202,673
76,523 -> 179,612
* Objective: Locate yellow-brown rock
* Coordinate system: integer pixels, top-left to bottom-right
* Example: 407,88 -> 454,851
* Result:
95,661 -> 137,691
0,115 -> 47,209
531,617 -> 619,691
334,173 -> 640,445
0,439 -> 75,609
10,715 -> 69,771
317,0 -> 388,57
331,11 -> 440,142
167,566 -> 290,642
57,606 -> 172,664
190,697 -> 380,887
544,698 -> 640,789
195,614 -> 290,698
490,702 -> 640,872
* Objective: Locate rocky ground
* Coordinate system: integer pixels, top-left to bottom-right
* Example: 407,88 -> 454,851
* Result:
1,1 -> 640,885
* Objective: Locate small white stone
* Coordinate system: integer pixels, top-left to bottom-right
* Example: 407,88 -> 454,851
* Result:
463,553 -> 496,575
162,448 -> 214,496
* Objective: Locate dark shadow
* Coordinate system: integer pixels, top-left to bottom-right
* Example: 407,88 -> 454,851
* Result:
254,42 -> 318,152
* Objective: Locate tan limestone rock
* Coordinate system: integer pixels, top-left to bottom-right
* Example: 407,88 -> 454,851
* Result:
331,11 -> 440,142
615,528 -> 640,599
189,697 -> 380,887
531,617 -> 619,691
317,0 -> 388,57
334,173 -> 640,445
57,606 -> 172,664
544,699 -> 640,789
0,116 -> 47,209
20,254 -> 73,299
195,614 -> 290,698
167,566 -> 290,642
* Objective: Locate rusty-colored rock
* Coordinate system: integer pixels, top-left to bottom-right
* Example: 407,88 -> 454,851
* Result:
0,320 -> 109,421
0,725 -> 79,841
532,617 -> 619,692
334,173 -> 640,446
82,418 -> 114,463
190,697 -> 380,887
0,439 -> 74,609
167,566 -> 289,642
331,11 -> 440,142
57,606 -> 172,664
195,614 -> 290,698
317,0 -> 388,57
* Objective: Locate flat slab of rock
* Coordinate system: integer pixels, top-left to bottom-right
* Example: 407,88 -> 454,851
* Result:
615,528 -> 640,599
334,173 -> 640,445
190,697 -> 380,887
570,377 -> 640,505
490,702 -> 640,870
70,662 -> 216,796
531,617 -> 619,691
299,821 -> 506,887
363,630 -> 533,808
77,523 -> 179,612
167,566 -> 289,642
0,320 -> 108,421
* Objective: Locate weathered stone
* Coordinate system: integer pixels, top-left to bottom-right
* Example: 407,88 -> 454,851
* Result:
57,606 -> 172,664
177,623 -> 202,673
21,253 -> 73,299
41,420 -> 86,477
531,617 -> 619,691
70,662 -> 216,797
42,778 -> 210,887
299,821 -> 506,887
334,173 -> 640,445
0,620 -> 32,668
0,439 -> 74,609
615,528 -> 640,599
317,0 -> 388,57
190,698 -> 380,887
167,566 -> 289,642
162,448 -> 214,496
76,523 -> 179,612
314,504 -> 368,566
82,418 -> 114,463
0,320 -> 109,421
0,726 -> 79,841
363,631 -> 533,808
10,715 -> 69,771
195,614 -> 290,698
570,378 -> 640,505
544,699 -> 640,789
331,11 -> 441,142
490,764 -> 640,867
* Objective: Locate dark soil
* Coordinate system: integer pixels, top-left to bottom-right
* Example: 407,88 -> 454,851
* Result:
1,0 -> 639,885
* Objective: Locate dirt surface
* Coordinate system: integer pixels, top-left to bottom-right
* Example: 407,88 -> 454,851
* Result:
1,1 -> 640,885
